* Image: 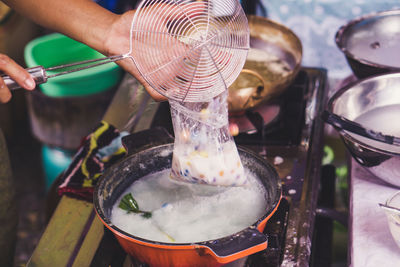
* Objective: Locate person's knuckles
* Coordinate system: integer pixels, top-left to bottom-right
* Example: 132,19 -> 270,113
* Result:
0,54 -> 11,69
0,93 -> 12,103
0,83 -> 11,103
0,79 -> 6,92
0,54 -> 29,87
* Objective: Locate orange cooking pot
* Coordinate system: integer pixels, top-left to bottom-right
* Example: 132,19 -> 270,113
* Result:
93,130 -> 282,267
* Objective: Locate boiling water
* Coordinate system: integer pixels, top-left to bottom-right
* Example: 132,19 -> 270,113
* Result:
348,104 -> 400,153
111,169 -> 269,243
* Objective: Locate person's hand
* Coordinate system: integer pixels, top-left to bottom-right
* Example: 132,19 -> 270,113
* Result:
102,10 -> 167,101
103,3 -> 205,102
0,54 -> 36,103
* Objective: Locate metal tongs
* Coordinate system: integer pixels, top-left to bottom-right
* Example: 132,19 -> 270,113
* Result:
1,54 -> 128,90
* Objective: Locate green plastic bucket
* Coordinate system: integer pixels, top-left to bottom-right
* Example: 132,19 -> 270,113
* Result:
24,33 -> 123,97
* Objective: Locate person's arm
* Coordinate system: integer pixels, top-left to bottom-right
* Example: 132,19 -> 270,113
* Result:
5,0 -> 211,102
3,0 -> 116,55
4,0 -> 166,101
0,0 -> 122,103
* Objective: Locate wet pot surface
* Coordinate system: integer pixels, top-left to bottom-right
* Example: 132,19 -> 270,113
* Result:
94,143 -> 281,267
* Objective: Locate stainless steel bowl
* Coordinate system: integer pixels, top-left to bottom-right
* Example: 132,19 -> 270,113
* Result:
327,72 -> 400,187
383,191 -> 400,249
336,9 -> 400,79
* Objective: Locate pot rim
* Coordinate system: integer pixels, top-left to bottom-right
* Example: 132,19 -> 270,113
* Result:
335,9 -> 400,72
327,71 -> 400,156
93,143 -> 282,248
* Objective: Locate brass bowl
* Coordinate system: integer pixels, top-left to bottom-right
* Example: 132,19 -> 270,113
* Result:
228,15 -> 302,113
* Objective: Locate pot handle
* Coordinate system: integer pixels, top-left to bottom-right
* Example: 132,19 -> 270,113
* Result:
121,127 -> 174,156
199,227 -> 268,263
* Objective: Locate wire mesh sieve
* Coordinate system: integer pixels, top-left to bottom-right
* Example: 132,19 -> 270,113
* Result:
129,0 -> 250,102
2,0 -> 249,101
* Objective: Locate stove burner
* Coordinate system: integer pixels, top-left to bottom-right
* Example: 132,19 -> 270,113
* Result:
229,104 -> 281,134
233,69 -> 309,146
88,67 -> 328,267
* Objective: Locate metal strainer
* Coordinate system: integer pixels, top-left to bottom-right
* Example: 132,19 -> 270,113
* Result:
130,0 -> 250,102
2,0 -> 249,102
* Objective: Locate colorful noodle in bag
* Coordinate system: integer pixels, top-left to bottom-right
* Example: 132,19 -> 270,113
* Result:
169,92 -> 248,186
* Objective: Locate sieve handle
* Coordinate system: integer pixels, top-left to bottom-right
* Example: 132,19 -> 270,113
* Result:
1,66 -> 47,90
322,110 -> 400,146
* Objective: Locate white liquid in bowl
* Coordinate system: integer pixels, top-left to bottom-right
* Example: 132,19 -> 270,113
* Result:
347,104 -> 400,154
346,17 -> 400,68
111,169 -> 269,243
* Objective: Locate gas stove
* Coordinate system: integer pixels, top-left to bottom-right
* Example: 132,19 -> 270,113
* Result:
239,67 -> 328,267
90,67 -> 328,267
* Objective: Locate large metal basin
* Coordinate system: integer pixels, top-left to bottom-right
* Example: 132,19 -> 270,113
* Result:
327,72 -> 400,187
336,9 -> 400,79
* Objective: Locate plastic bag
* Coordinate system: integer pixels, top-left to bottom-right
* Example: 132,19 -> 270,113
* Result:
169,92 -> 247,186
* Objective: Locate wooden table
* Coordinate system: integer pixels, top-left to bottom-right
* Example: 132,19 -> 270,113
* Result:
27,195 -> 136,267
27,74 -> 159,267
350,159 -> 400,266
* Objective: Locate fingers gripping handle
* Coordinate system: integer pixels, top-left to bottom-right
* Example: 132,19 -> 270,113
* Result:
1,66 -> 47,90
